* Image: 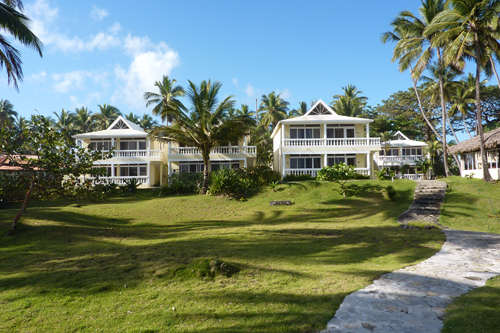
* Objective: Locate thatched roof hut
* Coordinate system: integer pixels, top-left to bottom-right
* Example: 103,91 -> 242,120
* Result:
449,127 -> 500,154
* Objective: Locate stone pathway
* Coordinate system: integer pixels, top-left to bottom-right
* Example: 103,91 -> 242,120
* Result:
398,180 -> 447,225
321,181 -> 500,333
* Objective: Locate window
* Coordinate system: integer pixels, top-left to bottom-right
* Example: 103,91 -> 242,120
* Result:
327,154 -> 356,166
326,126 -> 355,138
89,139 -> 113,151
290,126 -> 320,139
211,161 -> 240,171
119,164 -> 147,176
179,162 -> 204,173
119,140 -> 146,150
402,148 -> 422,156
384,148 -> 399,156
290,155 -> 321,169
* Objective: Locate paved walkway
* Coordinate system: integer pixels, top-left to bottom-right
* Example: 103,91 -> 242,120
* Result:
322,228 -> 500,332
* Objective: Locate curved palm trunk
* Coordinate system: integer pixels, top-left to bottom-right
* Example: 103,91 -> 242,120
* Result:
490,56 -> 500,91
462,114 -> 473,139
437,48 -> 451,177
201,152 -> 210,194
7,178 -> 35,236
447,115 -> 459,143
475,41 -> 493,182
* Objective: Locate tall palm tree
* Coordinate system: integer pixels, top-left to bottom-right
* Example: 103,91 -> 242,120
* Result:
259,91 -> 289,131
73,107 -> 94,134
92,104 -> 121,131
224,107 -> 238,121
428,0 -> 500,182
13,114 -> 27,133
236,104 -> 255,118
150,80 -> 254,194
0,99 -> 17,127
289,101 -> 308,118
0,0 -> 43,90
387,0 -> 453,176
144,75 -> 185,125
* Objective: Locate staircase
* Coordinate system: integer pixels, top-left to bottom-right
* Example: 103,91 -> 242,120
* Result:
398,180 -> 447,225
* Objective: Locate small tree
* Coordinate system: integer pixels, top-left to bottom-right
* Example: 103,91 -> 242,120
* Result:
0,116 -> 112,235
317,163 -> 357,198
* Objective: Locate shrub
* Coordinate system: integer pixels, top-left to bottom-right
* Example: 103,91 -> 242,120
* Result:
317,163 -> 357,198
375,168 -> 387,181
161,172 -> 204,195
282,174 -> 316,182
208,168 -> 246,197
244,165 -> 280,187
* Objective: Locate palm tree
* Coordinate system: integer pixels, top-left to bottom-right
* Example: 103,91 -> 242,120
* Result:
428,0 -> 500,182
330,84 -> 367,117
149,80 -> 254,194
236,104 -> 255,118
0,99 -> 17,127
52,108 -> 75,146
259,91 -> 289,131
289,101 -> 308,118
125,112 -> 140,124
13,115 -> 27,133
426,140 -> 443,173
92,104 -> 121,131
448,83 -> 476,138
73,107 -> 94,134
0,0 -> 43,90
224,107 -> 238,121
138,114 -> 158,130
144,75 -> 185,125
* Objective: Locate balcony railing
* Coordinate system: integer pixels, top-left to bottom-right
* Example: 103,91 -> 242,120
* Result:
169,146 -> 257,155
283,138 -> 380,147
284,167 -> 370,178
83,176 -> 149,185
90,149 -> 163,158
378,155 -> 423,163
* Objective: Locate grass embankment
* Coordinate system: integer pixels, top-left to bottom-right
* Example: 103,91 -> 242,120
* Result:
440,177 -> 500,333
0,180 -> 444,333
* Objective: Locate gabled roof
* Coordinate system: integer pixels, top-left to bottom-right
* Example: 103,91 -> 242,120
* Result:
271,99 -> 373,138
448,126 -> 500,154
73,116 -> 148,139
383,131 -> 427,147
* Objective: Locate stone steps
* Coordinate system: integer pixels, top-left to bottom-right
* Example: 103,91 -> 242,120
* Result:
398,180 -> 447,225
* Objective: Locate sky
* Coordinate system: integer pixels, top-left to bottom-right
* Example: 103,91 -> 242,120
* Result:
1,0 -> 462,124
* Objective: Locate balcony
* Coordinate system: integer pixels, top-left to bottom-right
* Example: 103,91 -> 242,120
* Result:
83,176 -> 149,185
169,146 -> 257,155
377,155 -> 423,163
284,167 -> 370,178
283,138 -> 380,147
90,150 -> 164,158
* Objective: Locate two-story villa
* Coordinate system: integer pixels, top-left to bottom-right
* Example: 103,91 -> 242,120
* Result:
74,116 -> 257,187
271,100 -> 381,179
376,131 -> 428,180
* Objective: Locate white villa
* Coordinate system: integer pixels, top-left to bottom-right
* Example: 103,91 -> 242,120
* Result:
73,116 -> 257,187
271,100 -> 381,179
376,131 -> 428,180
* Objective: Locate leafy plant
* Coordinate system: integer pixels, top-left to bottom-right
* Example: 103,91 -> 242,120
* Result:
123,178 -> 140,193
208,168 -> 246,197
269,181 -> 278,192
375,168 -> 387,181
316,163 -> 357,198
282,174 -> 316,182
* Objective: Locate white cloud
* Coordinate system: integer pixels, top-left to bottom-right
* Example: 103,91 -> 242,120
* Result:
26,0 -> 120,53
108,22 -> 122,34
70,92 -> 101,108
245,84 -> 255,97
91,6 -> 109,21
232,78 -> 238,88
114,42 -> 180,109
52,70 -> 89,93
28,70 -> 47,83
278,88 -> 292,100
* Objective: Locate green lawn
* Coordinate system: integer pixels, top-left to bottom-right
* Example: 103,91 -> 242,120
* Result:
0,180 -> 445,332
440,177 -> 500,333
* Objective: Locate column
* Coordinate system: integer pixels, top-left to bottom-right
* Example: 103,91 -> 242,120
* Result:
147,162 -> 151,185
366,123 -> 370,139
111,138 -> 115,151
111,163 -> 115,178
147,139 -> 151,157
160,162 -> 163,186
324,154 -> 328,168
168,161 -> 172,175
244,158 -> 247,168
367,153 -> 372,179
282,153 -> 286,178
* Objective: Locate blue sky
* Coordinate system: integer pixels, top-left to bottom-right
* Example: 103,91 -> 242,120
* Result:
2,0 -> 440,121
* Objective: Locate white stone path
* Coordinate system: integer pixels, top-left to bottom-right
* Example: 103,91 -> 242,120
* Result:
321,228 -> 500,333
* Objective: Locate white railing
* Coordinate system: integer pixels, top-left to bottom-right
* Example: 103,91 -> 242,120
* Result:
284,167 -> 370,178
283,138 -> 380,147
378,155 -> 422,163
112,150 -> 163,158
84,176 -> 149,185
169,146 -> 257,155
392,174 -> 424,180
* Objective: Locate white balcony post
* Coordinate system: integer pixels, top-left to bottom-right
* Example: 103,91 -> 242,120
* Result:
111,163 -> 115,177
147,162 -> 151,184
147,139 -> 151,157
324,154 -> 327,168
160,162 -> 163,186
244,158 -> 247,168
282,153 -> 286,178
367,153 -> 371,179
323,124 -> 327,139
168,161 -> 172,175
111,138 -> 115,151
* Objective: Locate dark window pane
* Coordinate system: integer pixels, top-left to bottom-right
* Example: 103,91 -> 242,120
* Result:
393,149 -> 399,156
140,167 -> 147,176
212,164 -> 220,171
346,129 -> 355,138
290,129 -> 297,139
120,167 -> 128,176
306,129 -> 312,138
335,129 -> 344,138
290,159 -> 297,169
120,142 -> 128,150
298,159 -> 305,168
379,150 -> 385,156
417,148 -> 422,155
129,142 -> 137,150
129,167 -> 138,176
313,128 -> 320,138
347,157 -> 355,166
139,141 -> 146,150
189,164 -> 197,172
314,158 -> 320,168
306,158 -> 312,168
298,129 -> 305,139
327,129 -> 334,138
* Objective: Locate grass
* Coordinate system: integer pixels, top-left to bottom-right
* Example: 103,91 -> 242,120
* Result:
0,180 -> 445,332
440,176 -> 500,333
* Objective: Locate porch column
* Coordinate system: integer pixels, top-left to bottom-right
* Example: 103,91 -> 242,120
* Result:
160,162 -> 163,186
111,163 -> 115,177
147,162 -> 151,185
111,138 -> 115,151
147,138 -> 151,157
366,123 -> 370,138
168,161 -> 172,175
324,154 -> 328,168
367,153 -> 372,179
282,153 -> 286,178
323,123 -> 327,139
244,158 -> 247,168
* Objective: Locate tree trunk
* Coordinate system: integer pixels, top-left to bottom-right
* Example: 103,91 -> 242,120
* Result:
462,114 -> 473,139
490,56 -> 500,91
475,41 -> 493,182
6,180 -> 35,236
447,115 -> 459,143
437,48 -> 451,177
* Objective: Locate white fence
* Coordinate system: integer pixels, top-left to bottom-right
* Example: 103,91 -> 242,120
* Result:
169,146 -> 256,155
283,138 -> 380,147
378,155 -> 422,163
284,168 -> 370,178
84,176 -> 149,185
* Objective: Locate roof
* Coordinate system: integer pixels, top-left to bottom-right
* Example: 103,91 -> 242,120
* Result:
448,126 -> 500,154
0,155 -> 39,171
271,99 -> 373,138
73,116 -> 148,139
383,131 -> 427,148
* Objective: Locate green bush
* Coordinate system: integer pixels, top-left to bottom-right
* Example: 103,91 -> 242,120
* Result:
282,174 -> 316,182
244,165 -> 280,187
317,163 -> 357,198
208,168 -> 246,197
161,172 -> 204,195
375,168 -> 387,181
